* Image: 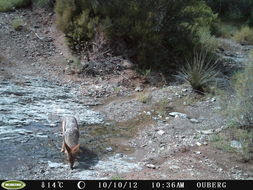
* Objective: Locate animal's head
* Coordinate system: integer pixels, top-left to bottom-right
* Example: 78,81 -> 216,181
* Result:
64,142 -> 80,170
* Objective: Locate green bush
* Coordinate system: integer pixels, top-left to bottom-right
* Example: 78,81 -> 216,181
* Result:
0,0 -> 30,12
55,0 -> 217,68
225,51 -> 253,127
11,18 -> 25,31
197,26 -> 219,51
233,26 -> 253,45
55,0 -> 99,54
176,50 -> 219,93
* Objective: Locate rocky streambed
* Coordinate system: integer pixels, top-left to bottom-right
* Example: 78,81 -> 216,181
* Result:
0,75 -> 140,179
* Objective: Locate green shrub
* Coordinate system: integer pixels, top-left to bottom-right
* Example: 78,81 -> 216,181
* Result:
0,0 -> 30,12
11,18 -> 25,31
55,0 -> 99,54
176,50 -> 219,93
233,26 -> 253,44
225,51 -> 253,127
197,26 -> 219,51
55,0 -> 217,68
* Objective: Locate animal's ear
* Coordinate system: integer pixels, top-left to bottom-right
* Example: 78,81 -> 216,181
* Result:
64,142 -> 71,153
72,144 -> 80,153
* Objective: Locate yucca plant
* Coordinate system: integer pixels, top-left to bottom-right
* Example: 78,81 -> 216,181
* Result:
177,50 -> 219,93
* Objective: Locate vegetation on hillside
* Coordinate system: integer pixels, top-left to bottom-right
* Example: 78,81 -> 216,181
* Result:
0,0 -> 30,12
205,0 -> 253,26
55,0 -> 217,69
224,51 -> 253,127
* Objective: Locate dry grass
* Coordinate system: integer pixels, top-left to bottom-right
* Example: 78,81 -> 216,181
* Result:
233,26 -> 253,44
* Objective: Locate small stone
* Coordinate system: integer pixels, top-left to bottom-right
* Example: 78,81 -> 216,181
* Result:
196,129 -> 214,135
165,117 -> 170,120
196,142 -> 202,146
157,130 -> 165,136
182,89 -> 187,92
146,164 -> 156,169
146,111 -> 151,116
115,153 -> 123,158
190,118 -> 199,123
230,140 -> 242,149
169,112 -> 189,119
122,60 -> 134,69
135,86 -> 143,92
169,165 -> 180,169
194,151 -> 201,155
106,147 -> 113,152
40,169 -> 45,174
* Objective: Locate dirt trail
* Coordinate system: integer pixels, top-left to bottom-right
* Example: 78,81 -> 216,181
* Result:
0,9 -> 253,180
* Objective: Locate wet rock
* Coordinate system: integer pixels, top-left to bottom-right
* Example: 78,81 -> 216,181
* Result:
47,161 -> 66,169
40,169 -> 45,174
169,112 -> 189,119
114,153 -> 124,158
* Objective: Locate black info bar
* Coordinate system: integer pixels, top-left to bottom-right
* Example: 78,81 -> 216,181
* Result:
0,180 -> 252,190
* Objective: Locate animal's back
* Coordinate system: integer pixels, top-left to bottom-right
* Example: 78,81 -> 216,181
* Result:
63,116 -> 79,148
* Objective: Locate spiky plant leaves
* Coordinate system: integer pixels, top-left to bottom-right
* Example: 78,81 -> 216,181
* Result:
177,50 -> 219,93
